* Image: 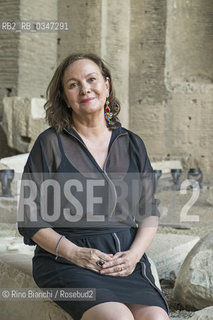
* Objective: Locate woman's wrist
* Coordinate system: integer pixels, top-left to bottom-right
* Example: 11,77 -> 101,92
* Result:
58,238 -> 80,262
55,235 -> 66,260
128,247 -> 144,263
67,244 -> 81,262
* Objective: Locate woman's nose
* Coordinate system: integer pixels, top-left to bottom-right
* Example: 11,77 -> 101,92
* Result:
80,83 -> 91,95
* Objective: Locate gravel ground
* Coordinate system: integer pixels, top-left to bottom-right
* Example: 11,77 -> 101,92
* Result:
162,286 -> 195,319
157,187 -> 213,236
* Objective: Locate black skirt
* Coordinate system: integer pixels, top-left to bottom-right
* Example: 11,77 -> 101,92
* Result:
32,227 -> 169,320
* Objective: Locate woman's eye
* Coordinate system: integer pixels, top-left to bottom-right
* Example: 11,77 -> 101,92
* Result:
89,77 -> 96,82
69,83 -> 78,89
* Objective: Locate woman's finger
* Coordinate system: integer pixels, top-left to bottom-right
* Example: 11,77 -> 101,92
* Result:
111,251 -> 124,259
89,249 -> 113,271
100,264 -> 134,276
102,255 -> 126,269
100,262 -> 126,274
95,250 -> 114,262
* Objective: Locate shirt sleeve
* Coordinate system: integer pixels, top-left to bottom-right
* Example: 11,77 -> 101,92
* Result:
18,131 -> 55,245
130,132 -> 160,224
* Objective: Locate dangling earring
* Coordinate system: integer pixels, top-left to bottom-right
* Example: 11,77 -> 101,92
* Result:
104,100 -> 113,124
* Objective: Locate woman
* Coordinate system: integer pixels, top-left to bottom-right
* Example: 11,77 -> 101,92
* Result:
18,53 -> 170,320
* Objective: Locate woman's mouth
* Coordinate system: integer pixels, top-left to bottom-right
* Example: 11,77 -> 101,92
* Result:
81,97 -> 95,103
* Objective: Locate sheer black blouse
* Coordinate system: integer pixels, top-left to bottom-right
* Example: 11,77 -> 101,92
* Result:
18,123 -> 159,245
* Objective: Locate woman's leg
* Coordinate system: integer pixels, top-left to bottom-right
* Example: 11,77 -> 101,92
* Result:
81,302 -> 135,320
126,304 -> 170,320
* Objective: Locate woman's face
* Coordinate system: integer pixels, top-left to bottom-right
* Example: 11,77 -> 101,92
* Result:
63,59 -> 110,120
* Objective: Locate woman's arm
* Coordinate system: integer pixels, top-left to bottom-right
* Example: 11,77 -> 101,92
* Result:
32,228 -> 77,260
32,228 -> 113,272
128,216 -> 158,261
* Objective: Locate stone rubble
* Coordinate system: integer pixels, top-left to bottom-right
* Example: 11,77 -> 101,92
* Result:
206,187 -> 213,206
187,306 -> 213,320
174,232 -> 213,310
147,234 -> 200,280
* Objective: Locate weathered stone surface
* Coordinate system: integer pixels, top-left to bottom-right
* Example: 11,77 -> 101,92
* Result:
0,239 -> 72,320
0,0 -> 57,158
0,197 -> 18,224
188,306 -> 213,320
0,0 -> 57,102
0,154 -> 28,199
0,163 -> 9,170
151,160 -> 182,174
0,256 -> 73,320
0,155 -> 28,231
2,97 -> 48,153
0,223 -> 17,237
100,0 -> 130,128
129,0 -> 213,174
166,0 -> 213,87
0,153 -> 28,173
170,318 -> 188,320
174,232 -> 213,310
147,233 -> 200,279
206,187 -> 213,206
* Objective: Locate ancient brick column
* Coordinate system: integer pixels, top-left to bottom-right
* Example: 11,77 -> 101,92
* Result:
0,0 -> 57,155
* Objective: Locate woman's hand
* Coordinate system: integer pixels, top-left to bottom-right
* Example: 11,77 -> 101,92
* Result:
99,221 -> 158,277
69,246 -> 113,273
99,250 -> 140,277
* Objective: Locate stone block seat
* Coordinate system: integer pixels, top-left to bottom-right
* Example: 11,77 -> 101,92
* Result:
0,236 -> 73,320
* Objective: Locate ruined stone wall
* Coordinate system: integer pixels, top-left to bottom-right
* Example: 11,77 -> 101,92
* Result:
17,0 -> 58,98
166,0 -> 213,85
0,0 -> 57,157
0,0 -> 19,113
130,0 -> 213,174
129,0 -> 168,153
0,0 -> 20,157
164,0 -> 213,172
57,0 -> 102,60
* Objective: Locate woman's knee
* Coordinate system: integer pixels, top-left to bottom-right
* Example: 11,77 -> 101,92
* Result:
81,302 -> 135,320
126,305 -> 169,320
146,312 -> 170,320
150,308 -> 170,320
